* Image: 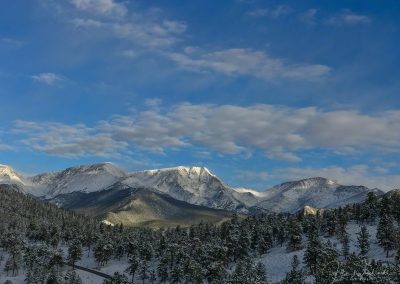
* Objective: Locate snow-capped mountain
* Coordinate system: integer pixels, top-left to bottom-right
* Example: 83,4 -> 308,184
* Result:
122,166 -> 246,212
19,163 -> 125,197
0,164 -> 25,185
0,163 -> 386,216
1,162 -> 126,197
0,163 -> 245,211
252,177 -> 384,213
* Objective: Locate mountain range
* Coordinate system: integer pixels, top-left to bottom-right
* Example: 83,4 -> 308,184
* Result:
0,163 -> 385,226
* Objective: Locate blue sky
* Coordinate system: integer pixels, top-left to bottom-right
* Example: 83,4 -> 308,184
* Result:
1,0 -> 400,190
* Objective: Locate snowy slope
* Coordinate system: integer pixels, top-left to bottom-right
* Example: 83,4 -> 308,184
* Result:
51,183 -> 237,227
0,163 -> 246,211
122,166 -> 246,212
26,163 -> 126,197
253,177 -> 384,213
0,164 -> 25,185
0,163 -> 385,214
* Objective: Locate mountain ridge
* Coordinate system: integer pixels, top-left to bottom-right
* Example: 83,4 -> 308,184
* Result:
0,162 -> 386,217
50,184 -> 238,227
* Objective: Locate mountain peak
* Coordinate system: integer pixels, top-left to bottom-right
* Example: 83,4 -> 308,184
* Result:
25,162 -> 127,197
144,166 -> 215,177
297,177 -> 338,186
176,166 -> 214,176
64,162 -> 126,177
122,165 -> 245,211
278,177 -> 338,190
0,164 -> 24,184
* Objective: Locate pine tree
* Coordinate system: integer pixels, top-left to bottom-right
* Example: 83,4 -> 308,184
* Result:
125,254 -> 139,284
138,261 -> 149,284
364,192 -> 378,222
395,246 -> 400,264
341,232 -> 350,258
149,269 -> 157,284
230,261 -> 247,284
357,225 -> 370,257
114,243 -> 125,261
157,256 -> 169,284
47,267 -> 63,284
282,255 -> 304,284
253,262 -> 268,284
188,260 -> 204,284
338,253 -> 367,282
287,220 -> 303,251
67,240 -> 82,268
64,270 -> 83,284
2,232 -> 24,276
325,212 -> 337,237
104,272 -> 129,284
171,263 -> 184,283
95,238 -> 114,266
206,261 -> 227,284
303,226 -> 321,275
377,213 -> 395,257
313,244 -> 339,283
236,230 -> 251,260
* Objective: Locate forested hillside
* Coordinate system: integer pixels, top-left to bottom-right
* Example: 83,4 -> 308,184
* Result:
1,185 -> 400,283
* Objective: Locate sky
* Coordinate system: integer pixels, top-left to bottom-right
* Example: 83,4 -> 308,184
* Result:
0,0 -> 400,191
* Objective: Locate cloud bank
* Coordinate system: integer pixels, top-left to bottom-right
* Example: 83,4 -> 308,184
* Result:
12,103 -> 400,162
169,48 -> 330,81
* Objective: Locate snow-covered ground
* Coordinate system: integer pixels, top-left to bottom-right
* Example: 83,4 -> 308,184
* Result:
0,247 -> 129,284
258,221 -> 393,283
0,221 -> 394,284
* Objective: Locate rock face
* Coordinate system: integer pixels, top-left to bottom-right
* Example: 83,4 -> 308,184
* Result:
302,205 -> 324,216
0,163 -> 386,223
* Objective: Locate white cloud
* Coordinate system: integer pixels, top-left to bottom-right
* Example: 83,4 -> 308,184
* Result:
13,120 -> 126,158
162,20 -> 187,34
71,17 -> 186,48
100,104 -> 400,160
0,144 -> 14,151
71,0 -> 127,17
327,10 -> 371,26
12,103 -> 400,163
247,6 -> 291,18
31,73 -> 63,85
69,0 -> 187,49
69,2 -> 325,83
168,48 -> 330,81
